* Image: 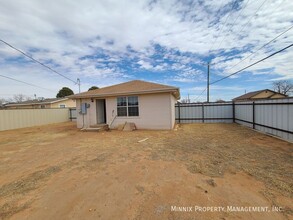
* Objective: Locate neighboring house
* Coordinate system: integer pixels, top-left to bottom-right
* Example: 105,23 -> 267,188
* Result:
69,80 -> 180,130
233,89 -> 287,101
4,98 -> 76,109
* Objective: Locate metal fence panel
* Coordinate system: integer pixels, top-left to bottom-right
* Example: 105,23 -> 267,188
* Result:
235,101 -> 253,128
256,99 -> 293,141
204,104 -> 233,123
175,98 -> 293,142
175,103 -> 233,124
0,108 -> 71,131
234,98 -> 293,142
175,104 -> 203,123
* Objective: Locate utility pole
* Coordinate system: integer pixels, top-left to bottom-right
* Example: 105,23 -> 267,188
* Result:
77,78 -> 81,93
207,62 -> 210,103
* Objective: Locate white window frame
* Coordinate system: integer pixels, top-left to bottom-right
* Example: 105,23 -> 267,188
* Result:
117,96 -> 139,117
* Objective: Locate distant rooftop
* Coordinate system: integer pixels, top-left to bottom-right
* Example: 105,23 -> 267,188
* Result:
233,89 -> 287,101
5,97 -> 69,106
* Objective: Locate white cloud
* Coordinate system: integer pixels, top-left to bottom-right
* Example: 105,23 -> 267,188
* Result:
0,0 -> 292,100
137,60 -> 153,69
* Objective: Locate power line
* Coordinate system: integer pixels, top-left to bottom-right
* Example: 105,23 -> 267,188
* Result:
236,0 -> 269,36
0,74 -> 55,92
209,0 -> 276,65
224,23 -> 293,71
208,0 -> 239,52
214,0 -> 282,65
210,43 -> 293,85
0,39 -> 77,84
212,0 -> 226,24
214,0 -> 251,52
211,0 -> 269,54
194,88 -> 207,101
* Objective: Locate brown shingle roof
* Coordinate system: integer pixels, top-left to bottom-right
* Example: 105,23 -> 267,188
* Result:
69,80 -> 180,99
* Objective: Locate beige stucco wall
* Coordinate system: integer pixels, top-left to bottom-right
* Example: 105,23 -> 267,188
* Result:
76,93 -> 177,130
76,99 -> 98,128
51,99 -> 76,108
108,93 -> 173,129
252,90 -> 274,99
270,94 -> 286,99
170,95 -> 177,129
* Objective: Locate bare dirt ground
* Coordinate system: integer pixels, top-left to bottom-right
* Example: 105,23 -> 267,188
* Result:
0,122 -> 292,220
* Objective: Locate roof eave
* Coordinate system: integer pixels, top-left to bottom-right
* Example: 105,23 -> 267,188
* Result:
70,88 -> 180,100
5,102 -> 50,106
49,98 -> 68,104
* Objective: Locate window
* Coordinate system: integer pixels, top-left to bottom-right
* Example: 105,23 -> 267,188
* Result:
59,104 -> 66,108
117,96 -> 139,117
117,97 -> 127,116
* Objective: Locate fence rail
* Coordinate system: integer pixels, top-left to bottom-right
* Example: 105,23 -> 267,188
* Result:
175,98 -> 293,142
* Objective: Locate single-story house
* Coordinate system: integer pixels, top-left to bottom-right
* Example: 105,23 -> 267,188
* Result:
69,80 -> 180,130
4,98 -> 76,109
233,89 -> 287,101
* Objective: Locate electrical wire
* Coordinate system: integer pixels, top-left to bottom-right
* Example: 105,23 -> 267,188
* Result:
214,0 -> 251,52
194,88 -> 207,101
213,0 -> 283,65
208,0 -> 239,52
0,74 -> 55,92
236,0 -> 269,37
0,39 -> 77,84
211,0 -> 268,54
224,23 -> 293,71
210,43 -> 293,85
212,0 -> 226,24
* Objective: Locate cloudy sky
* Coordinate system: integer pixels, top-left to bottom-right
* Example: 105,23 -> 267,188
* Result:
0,0 -> 292,102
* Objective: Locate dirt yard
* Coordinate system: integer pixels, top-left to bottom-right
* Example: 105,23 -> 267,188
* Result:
0,122 -> 292,220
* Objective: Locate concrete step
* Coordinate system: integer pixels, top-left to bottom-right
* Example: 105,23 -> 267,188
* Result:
89,124 -> 109,131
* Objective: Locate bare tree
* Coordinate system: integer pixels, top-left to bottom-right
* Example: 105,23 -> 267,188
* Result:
216,99 -> 225,103
272,80 -> 293,95
12,94 -> 31,103
0,98 -> 7,106
181,98 -> 191,103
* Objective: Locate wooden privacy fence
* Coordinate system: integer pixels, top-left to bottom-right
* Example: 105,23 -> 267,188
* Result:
0,108 -> 73,131
175,98 -> 293,142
